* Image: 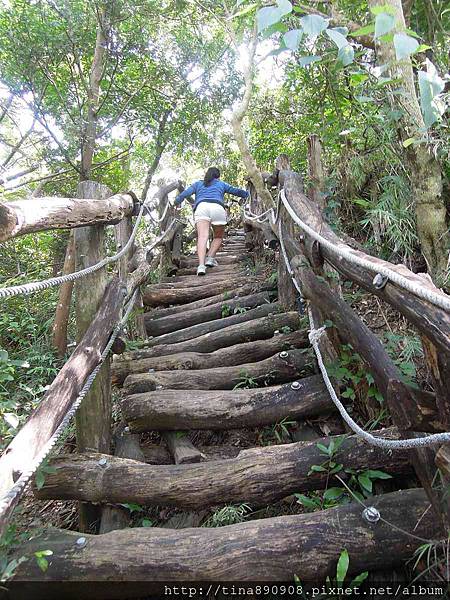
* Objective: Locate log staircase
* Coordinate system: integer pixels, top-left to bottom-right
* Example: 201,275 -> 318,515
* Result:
11,231 -> 441,599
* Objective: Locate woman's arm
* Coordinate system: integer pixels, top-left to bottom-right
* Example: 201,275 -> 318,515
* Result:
174,182 -> 197,206
223,182 -> 249,199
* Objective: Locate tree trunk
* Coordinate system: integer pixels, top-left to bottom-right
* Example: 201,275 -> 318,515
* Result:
11,489 -> 440,596
80,5 -> 110,180
144,302 -> 282,348
74,181 -> 113,532
52,232 -> 75,357
123,348 -> 313,394
112,330 -> 309,385
35,429 -> 410,508
368,0 -> 448,286
119,312 -> 301,360
121,376 -> 330,431
144,290 -> 272,336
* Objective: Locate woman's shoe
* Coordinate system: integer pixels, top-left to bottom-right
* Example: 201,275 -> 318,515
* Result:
205,257 -> 219,268
197,264 -> 207,276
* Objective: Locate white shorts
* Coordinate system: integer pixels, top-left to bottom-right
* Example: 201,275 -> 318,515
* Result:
194,202 -> 227,225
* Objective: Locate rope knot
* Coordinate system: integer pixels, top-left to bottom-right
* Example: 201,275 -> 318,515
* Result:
308,326 -> 326,345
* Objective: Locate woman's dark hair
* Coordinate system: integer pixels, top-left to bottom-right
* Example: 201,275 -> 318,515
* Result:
204,167 -> 220,186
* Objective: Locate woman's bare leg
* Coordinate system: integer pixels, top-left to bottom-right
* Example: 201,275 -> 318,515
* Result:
207,225 -> 225,258
196,219 -> 210,265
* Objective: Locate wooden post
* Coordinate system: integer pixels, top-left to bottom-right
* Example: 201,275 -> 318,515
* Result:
74,180 -> 113,532
114,215 -> 133,282
307,134 -> 325,211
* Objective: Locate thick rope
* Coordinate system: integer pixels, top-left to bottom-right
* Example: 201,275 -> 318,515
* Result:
0,289 -> 138,524
277,225 -> 450,450
279,189 -> 450,313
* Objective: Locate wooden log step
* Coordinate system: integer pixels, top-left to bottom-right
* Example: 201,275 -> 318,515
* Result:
144,281 -> 274,320
12,489 -> 440,595
143,277 -> 252,307
162,433 -> 205,464
179,254 -> 242,268
123,348 -> 314,394
144,302 -> 282,348
119,312 -> 301,361
121,376 -> 330,431
152,272 -> 247,289
174,265 -> 238,277
161,266 -> 239,283
112,330 -> 308,385
34,429 -> 410,508
145,291 -> 273,336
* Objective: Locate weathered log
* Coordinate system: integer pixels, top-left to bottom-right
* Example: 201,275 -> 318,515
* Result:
0,192 -> 136,242
163,433 -> 205,465
145,291 -> 272,336
74,181 -> 113,532
141,445 -> 173,464
119,312 -> 301,361
151,273 -> 247,289
112,330 -> 308,385
161,265 -> 239,283
0,279 -> 123,534
11,489 -> 440,596
34,429 -> 410,508
51,232 -> 75,358
99,423 -> 145,534
144,281 -> 274,320
179,254 -> 243,268
280,169 -> 450,353
121,377 -> 330,431
243,216 -> 279,249
142,277 -> 251,307
145,302 -> 282,347
173,264 -> 239,277
123,348 -> 314,394
292,255 -> 432,408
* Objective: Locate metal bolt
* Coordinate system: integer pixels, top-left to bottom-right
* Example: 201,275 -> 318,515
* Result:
156,385 -> 163,390
362,506 -> 380,523
98,458 -> 108,468
279,351 -> 289,360
148,368 -> 155,373
373,273 -> 388,290
76,537 -> 87,548
124,426 -> 130,433
274,330 -> 280,335
291,381 -> 301,390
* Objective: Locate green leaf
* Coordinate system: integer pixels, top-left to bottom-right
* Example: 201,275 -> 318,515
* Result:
35,470 -> 45,490
298,55 -> 321,67
415,44 -> 432,53
393,33 -> 419,60
355,95 -> 374,103
350,571 -> 369,586
418,59 -> 445,128
257,1 -> 292,33
323,487 -> 344,501
295,494 -> 318,510
349,23 -> 375,37
402,137 -> 416,148
374,13 -> 395,38
337,44 -> 354,66
366,470 -> 393,480
299,14 -> 328,40
232,3 -> 257,18
336,549 -> 349,583
309,464 -> 327,472
141,518 -> 154,527
358,473 -> 373,493
283,29 -> 303,50
325,28 -> 348,49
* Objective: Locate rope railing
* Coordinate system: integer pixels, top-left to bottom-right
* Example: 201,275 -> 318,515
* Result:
276,220 -> 450,450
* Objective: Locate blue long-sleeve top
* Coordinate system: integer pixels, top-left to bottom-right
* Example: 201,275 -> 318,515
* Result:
174,178 -> 249,211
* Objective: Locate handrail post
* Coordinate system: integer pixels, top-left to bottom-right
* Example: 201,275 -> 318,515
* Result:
74,180 -> 112,532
